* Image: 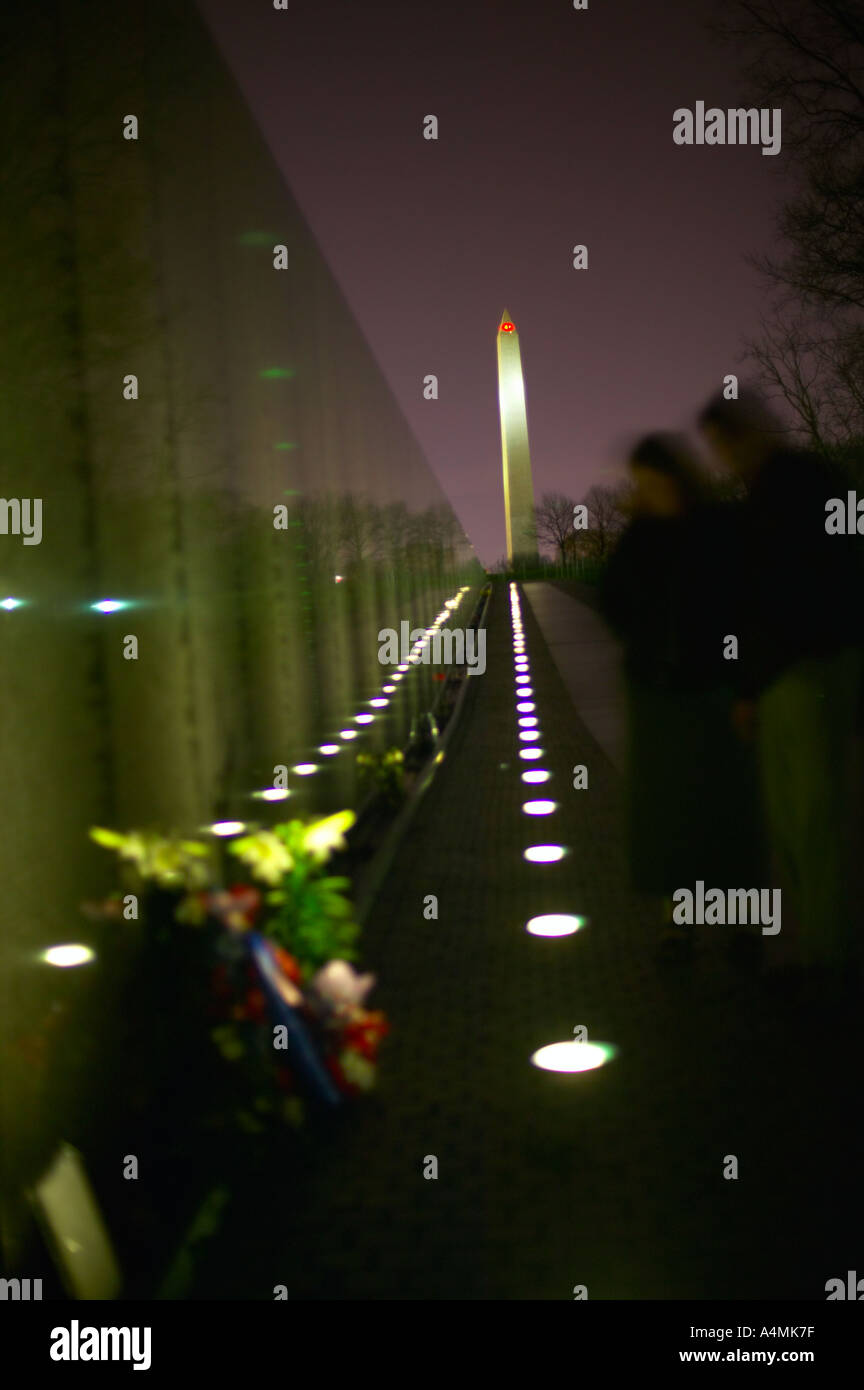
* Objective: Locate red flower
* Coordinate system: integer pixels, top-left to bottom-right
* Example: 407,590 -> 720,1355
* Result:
342,1010 -> 389,1060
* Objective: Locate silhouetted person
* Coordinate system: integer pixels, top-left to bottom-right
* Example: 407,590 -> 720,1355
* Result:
600,433 -> 764,962
699,390 -> 863,990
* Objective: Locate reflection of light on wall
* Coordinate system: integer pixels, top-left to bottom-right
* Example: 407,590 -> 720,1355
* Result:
40,944 -> 96,968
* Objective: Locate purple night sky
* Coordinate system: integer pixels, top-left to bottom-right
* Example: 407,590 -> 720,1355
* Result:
197,0 -> 792,565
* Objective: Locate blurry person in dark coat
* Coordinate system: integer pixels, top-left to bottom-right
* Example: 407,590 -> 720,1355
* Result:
699,390 -> 863,994
600,432 -> 764,962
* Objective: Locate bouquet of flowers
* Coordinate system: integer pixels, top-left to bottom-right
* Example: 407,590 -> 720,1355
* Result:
85,811 -> 388,1130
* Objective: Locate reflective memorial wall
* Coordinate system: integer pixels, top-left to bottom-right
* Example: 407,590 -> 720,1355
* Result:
0,0 -> 480,1271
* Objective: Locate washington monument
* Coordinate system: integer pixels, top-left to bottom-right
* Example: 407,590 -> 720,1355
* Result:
496,311 -> 537,564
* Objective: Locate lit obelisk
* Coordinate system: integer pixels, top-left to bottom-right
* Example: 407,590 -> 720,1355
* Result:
497,310 -> 537,563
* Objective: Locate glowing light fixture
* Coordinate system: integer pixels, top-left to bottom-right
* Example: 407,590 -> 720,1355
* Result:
319,744 -> 341,755
522,769 -> 551,784
355,714 -> 374,724
254,788 -> 291,801
525,914 -> 586,937
382,684 -> 396,694
91,600 -> 128,613
517,701 -> 535,713
524,844 -> 567,863
2,596 -> 24,610
340,730 -> 358,740
519,748 -> 543,760
292,763 -> 318,776
208,821 -> 246,837
522,800 -> 557,815
369,698 -> 388,708
531,1041 -> 616,1072
518,717 -> 538,728
40,944 -> 95,968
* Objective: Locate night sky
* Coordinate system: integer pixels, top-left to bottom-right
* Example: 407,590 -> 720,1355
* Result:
197,0 -> 792,564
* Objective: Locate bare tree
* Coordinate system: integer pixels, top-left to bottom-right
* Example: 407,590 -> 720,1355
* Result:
534,492 -> 579,562
718,1 -> 864,311
574,483 -> 629,560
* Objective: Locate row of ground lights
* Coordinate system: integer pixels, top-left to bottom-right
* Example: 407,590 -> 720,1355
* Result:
508,583 -> 615,1075
37,587 -> 473,968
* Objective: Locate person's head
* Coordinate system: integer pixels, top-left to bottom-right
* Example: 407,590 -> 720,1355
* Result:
627,433 -> 706,517
697,388 -> 782,480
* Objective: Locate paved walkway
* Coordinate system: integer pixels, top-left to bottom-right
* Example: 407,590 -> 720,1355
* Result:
188,581 -> 862,1300
523,581 -> 626,772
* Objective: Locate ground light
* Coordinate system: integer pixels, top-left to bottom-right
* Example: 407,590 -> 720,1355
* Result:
292,764 -> 318,776
369,698 -> 388,708
531,1041 -> 616,1072
517,702 -> 535,713
1,597 -> 24,610
40,944 -> 95,968
518,717 -> 538,727
525,914 -> 586,937
91,600 -> 128,613
340,730 -> 358,740
208,821 -> 246,836
522,769 -> 551,784
319,744 -> 340,756
354,714 -> 374,724
524,844 -> 568,862
518,687 -> 534,698
519,731 -> 541,742
522,800 -> 557,815
382,685 -> 396,694
253,788 -> 291,801
519,748 -> 543,761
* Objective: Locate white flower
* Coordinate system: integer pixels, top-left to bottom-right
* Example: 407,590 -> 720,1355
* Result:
311,959 -> 375,1009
